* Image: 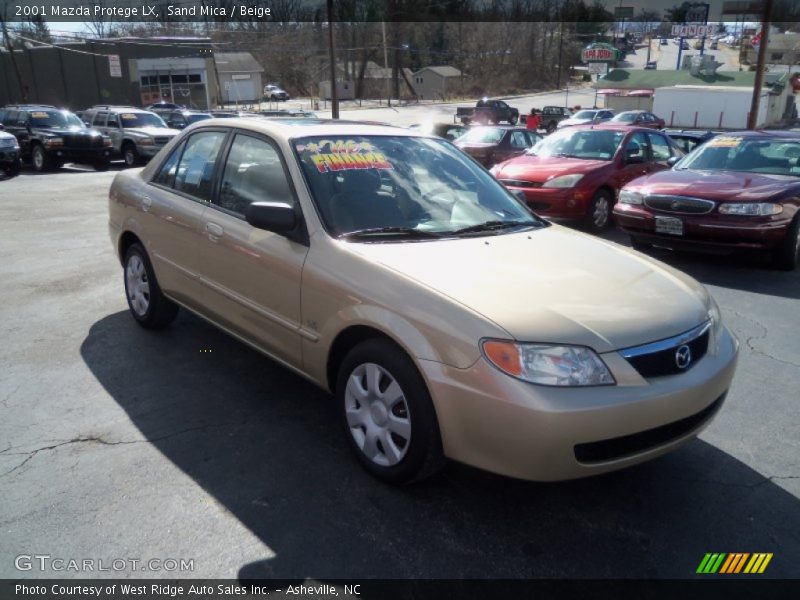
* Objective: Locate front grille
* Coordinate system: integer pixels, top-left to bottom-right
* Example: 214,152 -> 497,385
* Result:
644,195 -> 715,215
620,321 -> 711,378
66,136 -> 99,148
500,179 -> 542,189
154,136 -> 171,145
574,393 -> 725,464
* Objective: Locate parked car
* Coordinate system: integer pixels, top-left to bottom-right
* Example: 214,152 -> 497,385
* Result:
644,61 -> 658,70
614,131 -> 800,270
454,125 -> 542,167
662,129 -> 718,154
408,122 -> 469,141
109,119 -> 738,484
82,105 -> 180,167
490,124 -> 682,231
710,40 -> 719,50
556,109 -> 615,129
264,84 -> 290,101
538,106 -> 574,133
0,104 -> 112,171
456,99 -> 519,125
151,109 -> 213,130
660,38 -> 669,45
145,102 -> 184,111
0,124 -> 22,177
610,110 -> 666,129
209,110 -> 262,119
259,109 -> 319,119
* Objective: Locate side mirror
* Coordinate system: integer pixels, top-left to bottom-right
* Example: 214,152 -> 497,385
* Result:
245,201 -> 297,234
625,144 -> 644,163
667,155 -> 680,167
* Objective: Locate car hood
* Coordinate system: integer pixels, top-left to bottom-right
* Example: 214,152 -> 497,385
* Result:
346,226 -> 710,353
626,168 -> 799,201
36,126 -> 103,137
126,127 -> 180,137
493,155 -> 610,182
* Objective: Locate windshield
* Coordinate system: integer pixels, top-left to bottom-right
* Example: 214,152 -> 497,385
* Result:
28,110 -> 84,129
186,113 -> 212,124
294,135 -> 544,240
573,110 -> 597,120
675,136 -> 800,177
457,127 -> 505,144
527,128 -> 624,161
612,112 -> 638,123
119,112 -> 167,128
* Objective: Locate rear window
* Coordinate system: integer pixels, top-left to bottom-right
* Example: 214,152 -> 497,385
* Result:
458,127 -> 505,144
676,137 -> 800,177
118,112 -> 167,128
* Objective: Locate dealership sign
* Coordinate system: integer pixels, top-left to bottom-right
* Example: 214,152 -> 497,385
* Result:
108,54 -> 122,78
671,24 -> 719,37
582,44 -> 621,62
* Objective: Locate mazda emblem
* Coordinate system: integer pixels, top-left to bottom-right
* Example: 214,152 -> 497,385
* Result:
675,344 -> 692,369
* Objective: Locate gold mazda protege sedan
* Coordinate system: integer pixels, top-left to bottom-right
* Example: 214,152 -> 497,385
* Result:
108,118 -> 739,484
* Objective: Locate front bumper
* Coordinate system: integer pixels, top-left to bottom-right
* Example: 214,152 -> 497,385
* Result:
0,148 -> 20,163
614,204 -> 791,251
507,186 -> 590,219
47,147 -> 111,162
419,325 -> 738,481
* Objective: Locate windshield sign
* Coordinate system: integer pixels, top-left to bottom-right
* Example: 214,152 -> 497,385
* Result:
676,137 -> 800,177
29,110 -> 84,129
294,135 -> 544,240
528,128 -> 624,161
120,113 -> 167,128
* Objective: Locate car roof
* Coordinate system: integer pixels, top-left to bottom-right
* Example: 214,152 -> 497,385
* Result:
191,118 -> 411,139
3,104 -> 58,110
579,123 -> 653,133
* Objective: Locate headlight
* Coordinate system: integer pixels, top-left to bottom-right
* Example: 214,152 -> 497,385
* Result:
103,137 -> 113,147
44,137 -> 64,148
138,137 -> 155,146
619,189 -> 644,205
482,340 -> 615,386
718,203 -> 783,216
707,296 -> 723,352
542,174 -> 584,189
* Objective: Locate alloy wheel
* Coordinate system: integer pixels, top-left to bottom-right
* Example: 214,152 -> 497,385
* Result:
344,363 -> 412,467
593,196 -> 610,228
125,255 -> 150,317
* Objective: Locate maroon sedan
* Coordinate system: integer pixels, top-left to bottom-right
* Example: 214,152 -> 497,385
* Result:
614,131 -> 800,270
490,124 -> 682,231
454,126 -> 541,168
610,110 -> 666,129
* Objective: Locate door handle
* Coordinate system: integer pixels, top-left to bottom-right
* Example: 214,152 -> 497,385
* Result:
205,222 -> 224,239
140,196 -> 152,212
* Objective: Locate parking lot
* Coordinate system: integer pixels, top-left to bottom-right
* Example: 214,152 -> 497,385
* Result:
0,161 -> 798,580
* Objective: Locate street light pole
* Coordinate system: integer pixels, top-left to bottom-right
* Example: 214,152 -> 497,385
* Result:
326,0 -> 339,119
747,0 -> 773,130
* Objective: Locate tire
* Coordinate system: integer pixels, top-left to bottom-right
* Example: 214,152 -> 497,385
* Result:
123,243 -> 179,329
509,115 -> 519,125
336,338 -> 445,484
630,236 -> 652,252
94,157 -> 110,171
31,144 -> 52,172
546,121 -> 557,134
583,189 -> 614,232
270,94 -> 277,101
123,142 -> 140,168
770,215 -> 800,271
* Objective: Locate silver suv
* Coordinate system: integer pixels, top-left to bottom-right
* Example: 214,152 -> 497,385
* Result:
82,105 -> 180,167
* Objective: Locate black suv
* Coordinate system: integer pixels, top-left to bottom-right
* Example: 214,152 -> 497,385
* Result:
0,104 -> 112,172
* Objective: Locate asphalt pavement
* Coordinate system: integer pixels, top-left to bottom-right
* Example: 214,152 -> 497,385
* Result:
0,159 -> 798,580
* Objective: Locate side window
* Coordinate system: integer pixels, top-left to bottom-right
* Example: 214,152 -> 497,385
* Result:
2,110 -> 17,126
173,131 -> 227,201
18,111 -> 29,125
153,140 -> 186,188
92,112 -> 108,127
510,131 -> 528,149
625,132 -> 649,162
524,132 -> 540,146
216,134 -> 294,216
108,114 -> 121,128
648,133 -> 673,161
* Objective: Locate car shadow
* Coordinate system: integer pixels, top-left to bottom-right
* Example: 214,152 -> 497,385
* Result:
17,162 -> 127,176
80,311 -> 800,579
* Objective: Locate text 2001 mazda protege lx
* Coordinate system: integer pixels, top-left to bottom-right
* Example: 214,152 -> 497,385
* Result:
109,119 -> 738,484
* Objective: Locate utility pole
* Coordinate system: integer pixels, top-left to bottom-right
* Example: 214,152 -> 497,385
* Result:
747,0 -> 773,130
381,21 -> 390,107
326,0 -> 339,119
0,15 -> 26,102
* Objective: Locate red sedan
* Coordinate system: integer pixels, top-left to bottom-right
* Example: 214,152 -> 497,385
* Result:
490,124 -> 682,231
609,110 -> 666,129
614,131 -> 800,270
454,126 -> 541,168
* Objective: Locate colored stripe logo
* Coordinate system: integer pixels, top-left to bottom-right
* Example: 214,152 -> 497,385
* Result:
697,553 -> 773,574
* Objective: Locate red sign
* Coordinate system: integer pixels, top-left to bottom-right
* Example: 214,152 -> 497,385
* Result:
582,48 -> 615,62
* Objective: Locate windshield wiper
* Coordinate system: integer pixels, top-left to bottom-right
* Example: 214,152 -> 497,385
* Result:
338,226 -> 442,240
451,220 -> 536,235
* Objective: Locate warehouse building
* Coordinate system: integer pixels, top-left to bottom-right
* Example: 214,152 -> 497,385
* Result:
214,52 -> 265,104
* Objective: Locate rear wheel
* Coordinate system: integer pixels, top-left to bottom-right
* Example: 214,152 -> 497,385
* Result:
336,338 -> 445,484
583,189 -> 613,232
771,216 -> 800,271
509,115 -> 519,125
123,243 -> 179,329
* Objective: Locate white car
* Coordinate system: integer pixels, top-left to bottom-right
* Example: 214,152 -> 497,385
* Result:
0,127 -> 22,177
264,84 -> 290,101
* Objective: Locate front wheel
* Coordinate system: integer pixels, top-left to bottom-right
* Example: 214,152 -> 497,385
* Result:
583,189 -> 613,232
336,339 -> 444,484
509,115 -> 519,125
123,243 -> 179,329
31,145 -> 53,172
546,121 -> 557,134
123,143 -> 140,168
771,216 -> 800,271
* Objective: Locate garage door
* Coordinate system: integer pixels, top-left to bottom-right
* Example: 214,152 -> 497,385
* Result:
227,79 -> 256,102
